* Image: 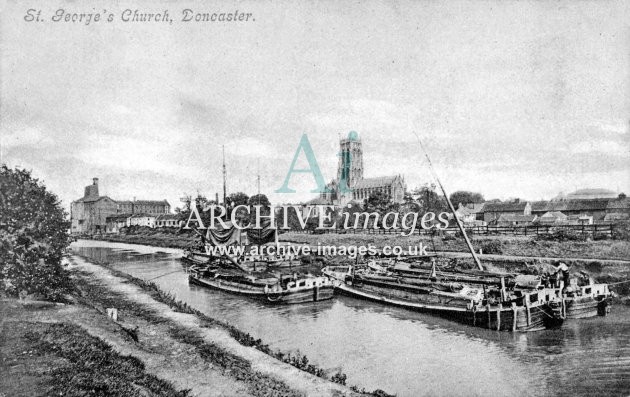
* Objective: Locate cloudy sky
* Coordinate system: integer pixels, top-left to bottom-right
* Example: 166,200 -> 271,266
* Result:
1,0 -> 629,210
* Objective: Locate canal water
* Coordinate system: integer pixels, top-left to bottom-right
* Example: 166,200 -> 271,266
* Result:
71,240 -> 630,397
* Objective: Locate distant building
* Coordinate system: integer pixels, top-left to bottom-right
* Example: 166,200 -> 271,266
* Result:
567,214 -> 594,225
565,188 -> 618,200
537,211 -> 568,225
71,178 -> 118,234
319,132 -> 406,206
496,214 -> 537,227
117,199 -> 170,214
481,199 -> 531,225
128,214 -> 156,228
532,199 -> 613,223
71,177 -> 173,234
156,214 -> 181,228
605,197 -> 630,218
456,203 -> 486,223
106,214 -> 131,233
603,213 -> 629,222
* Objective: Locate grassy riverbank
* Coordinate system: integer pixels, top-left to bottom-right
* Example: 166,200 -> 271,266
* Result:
2,254 -> 390,397
1,318 -> 190,397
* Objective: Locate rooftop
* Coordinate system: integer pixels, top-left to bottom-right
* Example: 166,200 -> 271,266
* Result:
483,201 -> 529,213
497,214 -> 537,222
354,175 -> 402,189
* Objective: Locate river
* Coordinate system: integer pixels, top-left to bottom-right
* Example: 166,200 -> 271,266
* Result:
71,240 -> 630,397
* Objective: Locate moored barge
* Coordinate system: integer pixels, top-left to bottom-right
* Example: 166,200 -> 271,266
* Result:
323,266 -> 565,332
189,264 -> 335,304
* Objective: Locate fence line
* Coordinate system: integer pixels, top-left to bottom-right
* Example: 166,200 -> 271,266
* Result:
283,223 -> 616,237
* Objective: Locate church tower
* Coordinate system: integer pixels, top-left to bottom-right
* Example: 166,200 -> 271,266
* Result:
337,131 -> 364,194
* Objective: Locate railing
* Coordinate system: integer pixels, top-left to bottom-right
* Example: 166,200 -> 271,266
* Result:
282,223 -> 615,237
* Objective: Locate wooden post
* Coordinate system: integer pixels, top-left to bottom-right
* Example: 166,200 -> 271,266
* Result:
497,303 -> 502,331
487,304 -> 492,329
511,303 -> 518,332
525,296 -> 531,326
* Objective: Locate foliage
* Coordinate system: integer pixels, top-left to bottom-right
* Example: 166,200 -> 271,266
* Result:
481,240 -> 503,254
536,228 -> 586,242
365,190 -> 391,213
248,193 -> 270,207
412,185 -> 448,214
226,191 -> 250,208
612,222 -> 630,241
331,371 -> 347,385
0,165 -> 71,300
592,232 -> 609,241
449,190 -> 485,206
25,323 -> 190,397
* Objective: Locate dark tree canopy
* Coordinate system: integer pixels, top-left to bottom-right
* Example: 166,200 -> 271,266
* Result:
365,190 -> 391,213
449,191 -> 485,206
0,165 -> 71,301
413,186 -> 448,214
248,194 -> 270,207
226,192 -> 249,208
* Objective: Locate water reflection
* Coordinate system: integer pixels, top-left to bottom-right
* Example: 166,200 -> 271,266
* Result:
71,240 -> 630,397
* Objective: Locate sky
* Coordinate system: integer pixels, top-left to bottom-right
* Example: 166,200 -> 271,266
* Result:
1,0 -> 629,211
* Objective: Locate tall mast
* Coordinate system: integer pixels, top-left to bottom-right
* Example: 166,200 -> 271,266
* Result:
414,132 -> 483,271
257,159 -> 261,197
222,145 -> 227,206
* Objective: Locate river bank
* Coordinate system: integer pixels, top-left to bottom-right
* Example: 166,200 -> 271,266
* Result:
86,230 -> 630,297
1,254 -> 375,397
87,228 -> 630,261
70,240 -> 630,396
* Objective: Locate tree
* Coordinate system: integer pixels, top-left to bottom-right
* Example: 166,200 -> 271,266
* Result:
449,191 -> 485,206
247,194 -> 271,226
619,193 -> 627,200
412,185 -> 448,214
0,165 -> 71,301
248,194 -> 270,207
365,190 -> 391,213
226,192 -> 249,208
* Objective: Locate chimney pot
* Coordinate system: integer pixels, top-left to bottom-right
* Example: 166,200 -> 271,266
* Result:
93,177 -> 99,185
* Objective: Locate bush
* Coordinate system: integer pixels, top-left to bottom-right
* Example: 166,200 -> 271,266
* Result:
585,261 -> 603,274
442,233 -> 456,241
0,166 -> 71,301
536,228 -> 586,242
480,240 -> 503,255
612,223 -> 630,241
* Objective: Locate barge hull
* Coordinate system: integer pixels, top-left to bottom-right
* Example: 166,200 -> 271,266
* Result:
189,275 -> 334,304
336,283 -> 560,332
565,296 -> 611,319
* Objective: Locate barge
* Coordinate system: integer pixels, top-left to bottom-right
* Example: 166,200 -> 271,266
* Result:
189,264 -> 335,304
323,265 -> 565,332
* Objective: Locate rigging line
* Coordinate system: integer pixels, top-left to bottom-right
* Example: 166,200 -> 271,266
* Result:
607,279 -> 630,286
409,129 -> 484,271
146,269 -> 183,281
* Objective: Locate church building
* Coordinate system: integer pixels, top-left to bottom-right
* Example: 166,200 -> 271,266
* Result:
319,131 -> 406,206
